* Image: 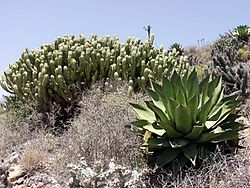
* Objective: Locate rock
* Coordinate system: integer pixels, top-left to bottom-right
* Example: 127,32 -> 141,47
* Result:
37,182 -> 44,187
13,177 -> 24,185
8,165 -> 27,182
4,152 -> 19,165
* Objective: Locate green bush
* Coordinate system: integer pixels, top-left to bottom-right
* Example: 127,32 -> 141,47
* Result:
130,69 -> 243,170
0,35 -> 187,110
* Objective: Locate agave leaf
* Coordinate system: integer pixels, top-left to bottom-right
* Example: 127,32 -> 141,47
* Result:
142,137 -> 171,148
143,131 -> 152,152
172,154 -> 188,172
210,130 -> 239,143
206,101 -> 236,129
199,146 -> 213,159
171,71 -> 182,98
207,77 -> 221,97
159,96 -> 173,122
174,104 -> 192,134
199,79 -> 223,124
182,144 -> 198,166
199,75 -> 210,105
188,93 -> 199,123
143,130 -> 152,142
185,125 -> 204,140
221,113 -> 241,123
207,88 -> 224,117
130,103 -> 156,123
223,97 -> 239,109
147,89 -> 166,113
167,98 -> 179,121
210,100 -> 238,129
156,148 -> 181,167
182,69 -> 190,86
131,119 -> 150,127
169,138 -> 189,148
171,71 -> 180,84
143,123 -> 166,136
187,69 -> 199,99
176,87 -> 186,106
162,77 -> 174,98
208,78 -> 223,108
206,108 -> 225,129
199,97 -> 213,124
150,80 -> 163,96
158,121 -> 182,138
220,122 -> 241,130
197,127 -> 225,143
145,101 -> 169,122
221,95 -> 238,104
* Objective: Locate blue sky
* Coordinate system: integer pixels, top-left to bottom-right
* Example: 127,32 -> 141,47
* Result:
0,0 -> 250,97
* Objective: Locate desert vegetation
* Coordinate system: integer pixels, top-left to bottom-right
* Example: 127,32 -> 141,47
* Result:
0,25 -> 249,188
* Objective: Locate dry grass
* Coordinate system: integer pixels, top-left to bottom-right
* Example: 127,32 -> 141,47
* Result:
19,145 -> 47,173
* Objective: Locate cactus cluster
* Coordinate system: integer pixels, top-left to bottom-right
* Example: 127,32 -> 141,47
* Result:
0,34 -> 188,109
213,55 -> 249,100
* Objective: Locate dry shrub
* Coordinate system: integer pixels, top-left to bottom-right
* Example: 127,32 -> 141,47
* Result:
68,84 -> 147,168
0,113 -> 30,159
19,145 -> 47,173
0,100 -> 49,161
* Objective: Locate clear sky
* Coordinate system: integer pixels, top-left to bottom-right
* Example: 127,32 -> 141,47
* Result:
1,0 -> 250,97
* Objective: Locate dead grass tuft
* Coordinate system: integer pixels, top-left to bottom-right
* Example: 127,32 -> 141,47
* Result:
19,145 -> 47,173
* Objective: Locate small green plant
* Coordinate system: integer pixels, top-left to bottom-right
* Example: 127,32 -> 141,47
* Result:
130,69 -> 243,170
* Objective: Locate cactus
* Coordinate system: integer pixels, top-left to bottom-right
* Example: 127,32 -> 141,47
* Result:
212,55 -> 249,101
0,35 -> 188,110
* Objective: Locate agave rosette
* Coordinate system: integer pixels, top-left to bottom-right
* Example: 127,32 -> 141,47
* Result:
130,69 -> 242,169
233,25 -> 250,42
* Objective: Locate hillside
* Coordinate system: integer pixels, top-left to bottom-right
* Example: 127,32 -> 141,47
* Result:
0,26 -> 250,188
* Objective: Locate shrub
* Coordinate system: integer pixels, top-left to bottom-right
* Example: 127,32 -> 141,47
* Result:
238,48 -> 250,60
130,69 -> 244,170
0,35 -> 188,110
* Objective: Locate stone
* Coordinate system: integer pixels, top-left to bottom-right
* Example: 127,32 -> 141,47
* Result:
4,152 -> 19,165
37,182 -> 44,187
8,165 -> 27,182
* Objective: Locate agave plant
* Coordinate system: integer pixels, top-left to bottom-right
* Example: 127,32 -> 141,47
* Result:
233,25 -> 250,42
169,43 -> 184,56
130,69 -> 243,170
